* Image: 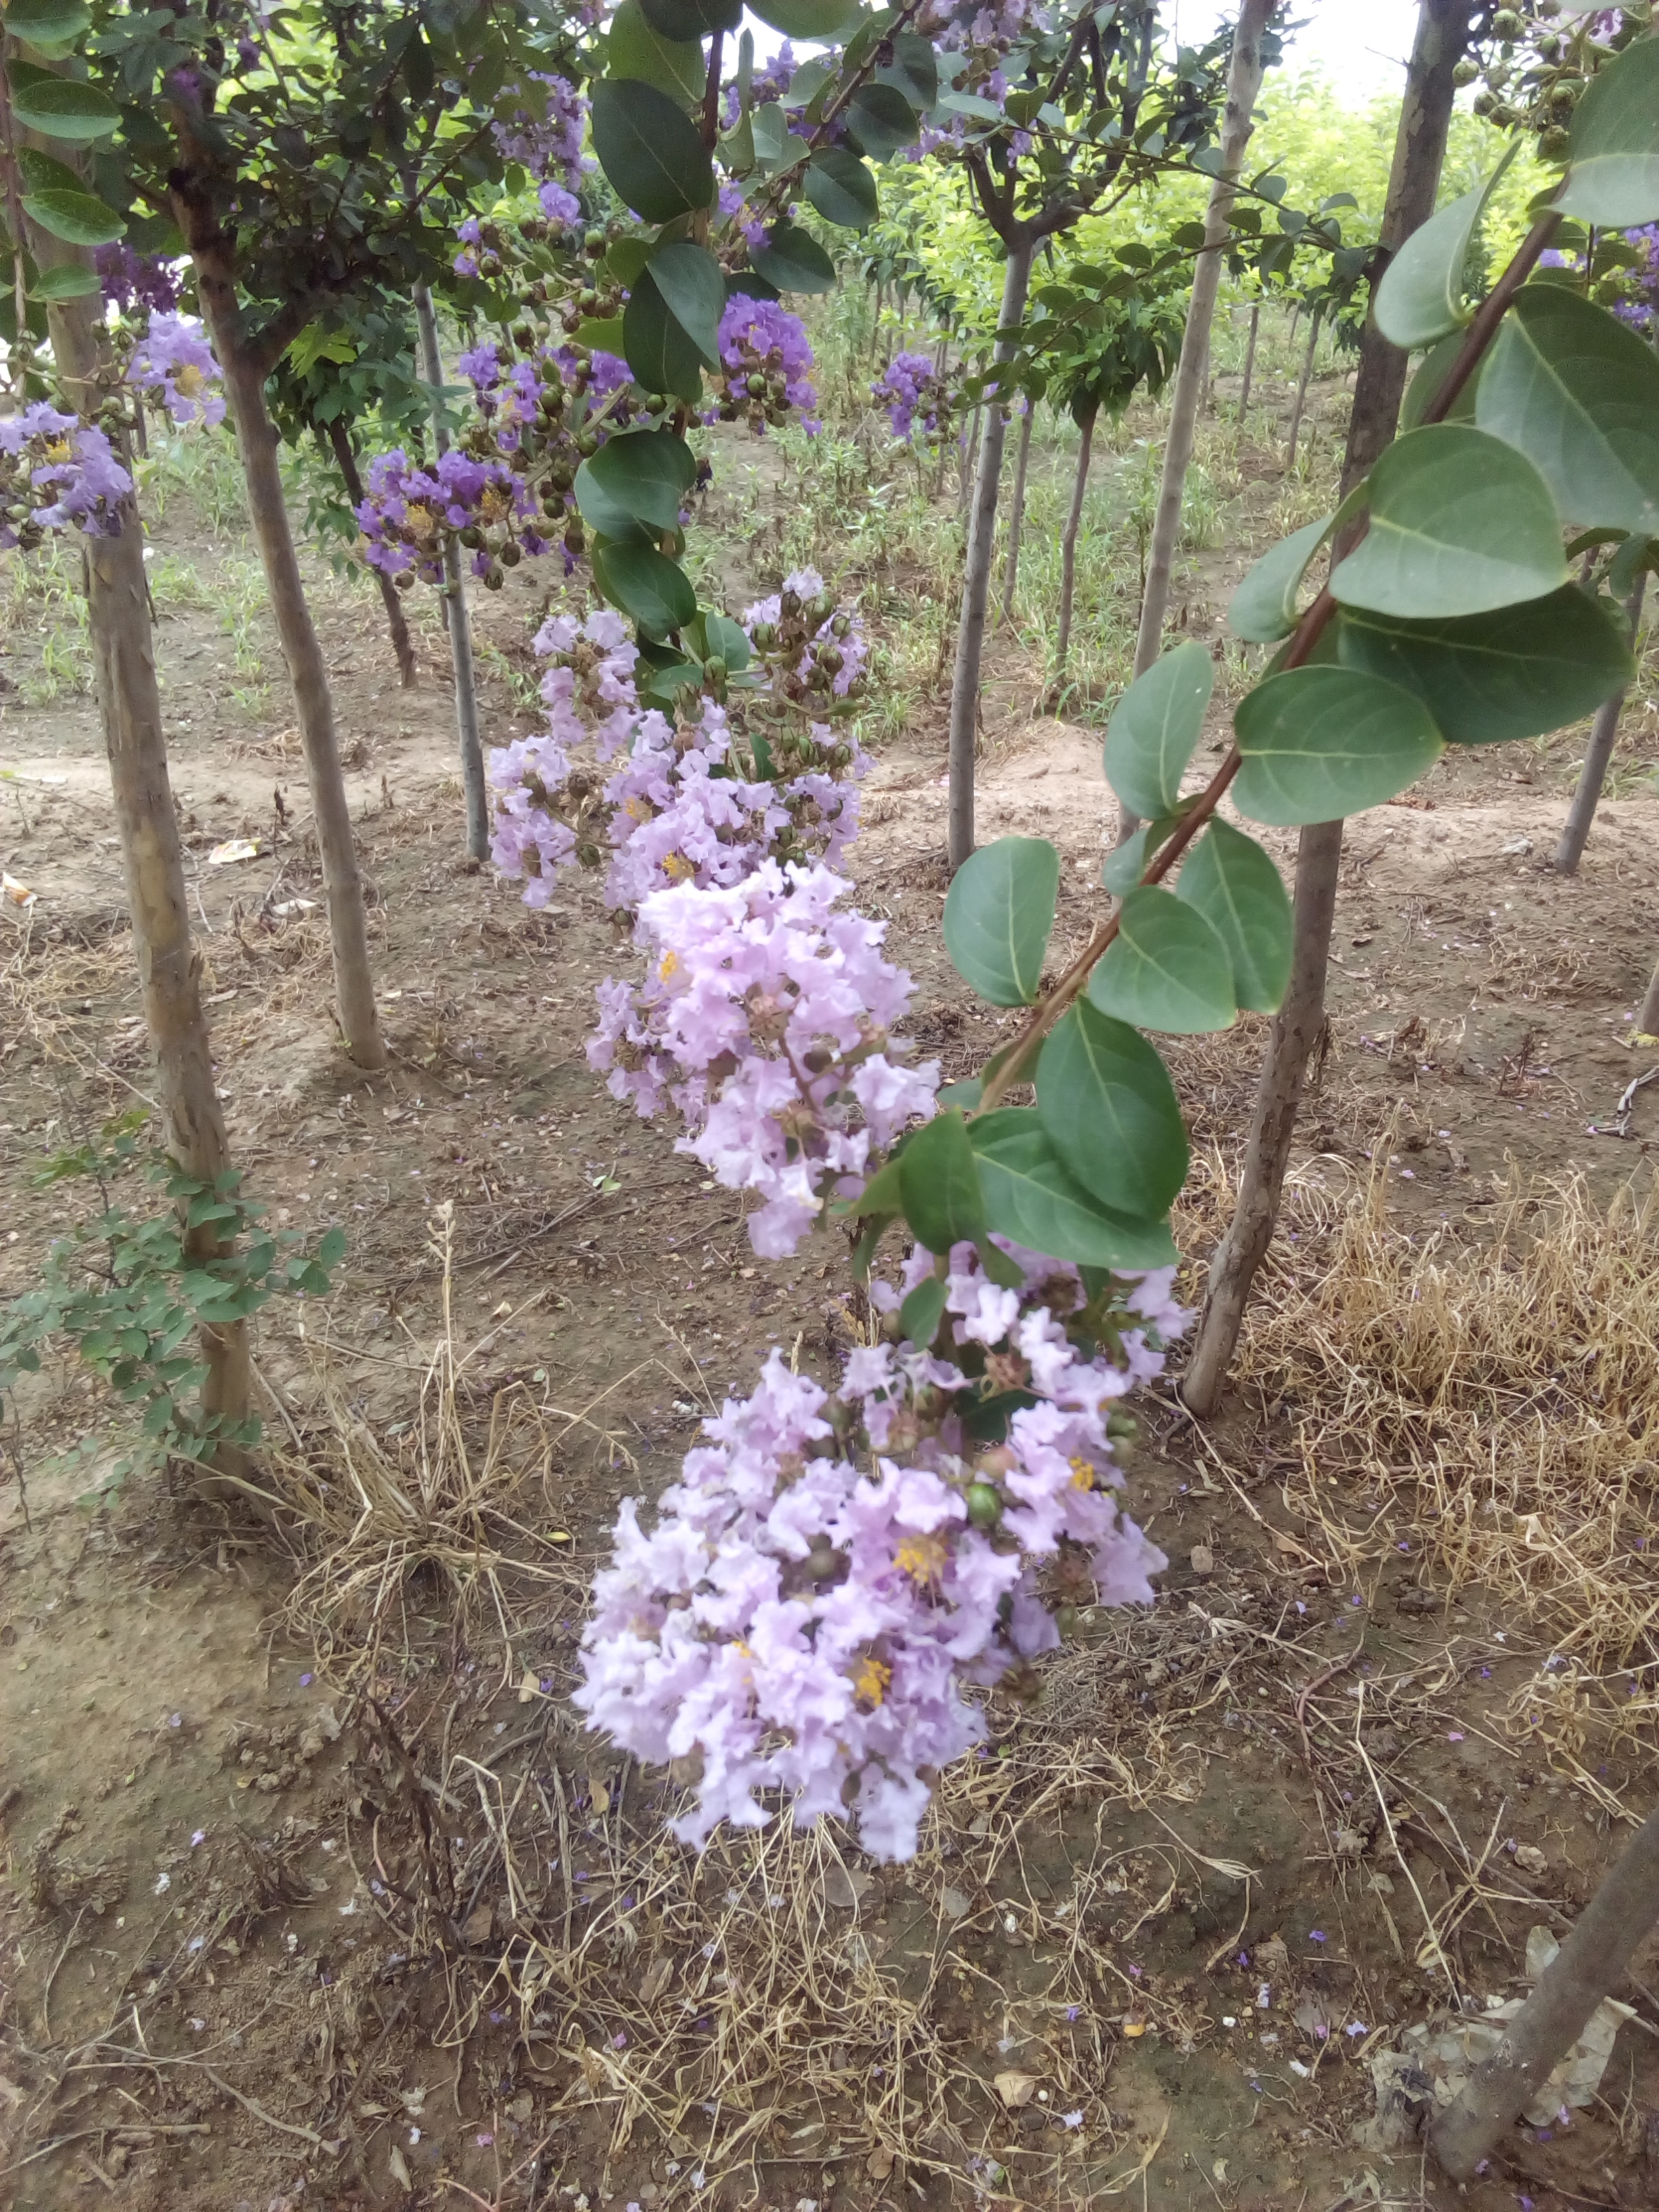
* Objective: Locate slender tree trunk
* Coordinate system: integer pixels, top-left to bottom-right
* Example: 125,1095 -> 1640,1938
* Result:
947,241 -> 1033,872
1431,1799 -> 1659,2178
1050,402 -> 1099,698
174,197 -> 386,1071
1555,573 -> 1648,874
1002,400 -> 1036,621
1181,0 -> 1476,1418
325,417 -> 417,689
1288,300 -> 1301,345
1285,303 -> 1324,470
414,284 -> 488,863
1639,948 -> 1659,1040
24,228 -> 249,1449
1128,0 -> 1275,839
1240,300 -> 1261,411
958,400 -> 983,514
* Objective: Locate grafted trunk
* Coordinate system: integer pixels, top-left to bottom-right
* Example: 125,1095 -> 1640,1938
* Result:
1554,573 -> 1648,874
1050,402 -> 1098,697
325,417 -> 417,689
946,241 -> 1033,872
175,190 -> 386,1071
1001,400 -> 1036,621
414,284 -> 488,862
1181,0 -> 1477,1418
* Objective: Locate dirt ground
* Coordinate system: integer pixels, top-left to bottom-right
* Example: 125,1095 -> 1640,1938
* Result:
3,379 -> 1659,2212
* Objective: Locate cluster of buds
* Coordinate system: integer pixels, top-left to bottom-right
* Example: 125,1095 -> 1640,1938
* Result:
1,401 -> 133,548
1455,1 -> 1652,161
744,567 -> 871,718
712,296 -> 819,434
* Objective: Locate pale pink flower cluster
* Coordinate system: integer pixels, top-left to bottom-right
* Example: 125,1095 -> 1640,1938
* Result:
744,566 -> 869,700
575,1242 -> 1179,1861
589,862 -> 940,1258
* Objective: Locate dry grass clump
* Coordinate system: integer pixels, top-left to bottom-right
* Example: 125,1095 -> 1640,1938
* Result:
1233,1158 -> 1659,1673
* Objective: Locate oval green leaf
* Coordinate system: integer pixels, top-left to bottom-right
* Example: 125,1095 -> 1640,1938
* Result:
899,1110 -> 986,1256
577,427 -> 697,536
592,539 -> 697,638
750,222 -> 836,294
1560,37 -> 1659,228
1036,1001 -> 1189,1219
942,836 -> 1059,1007
20,186 -> 123,246
590,78 -> 714,225
846,83 -> 919,161
637,0 -> 741,36
1088,886 -> 1236,1036
969,1109 -> 1178,1270
878,32 -> 938,110
1329,424 -> 1565,619
28,262 -> 102,300
1476,285 -> 1659,539
7,73 -> 119,141
3,0 -> 91,48
622,273 -> 705,403
1228,513 -> 1333,643
607,0 -> 705,105
1375,148 -> 1515,350
1102,638 -> 1213,817
1174,817 -> 1292,1013
1399,329 -> 1481,432
646,239 -> 725,365
747,0 -> 863,35
803,146 -> 878,231
1336,586 -> 1633,747
1233,665 -> 1443,825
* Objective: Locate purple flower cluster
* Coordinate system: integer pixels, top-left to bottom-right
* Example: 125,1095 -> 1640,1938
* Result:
874,351 -> 954,443
712,297 -> 819,432
128,314 -> 226,428
1,403 -> 132,547
95,243 -> 182,315
354,445 -> 544,586
492,71 -> 592,228
744,566 -> 869,703
590,860 -> 938,1259
575,1242 -> 1178,1860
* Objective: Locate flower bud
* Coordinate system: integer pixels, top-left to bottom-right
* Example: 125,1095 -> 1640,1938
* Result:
966,1481 -> 1003,1530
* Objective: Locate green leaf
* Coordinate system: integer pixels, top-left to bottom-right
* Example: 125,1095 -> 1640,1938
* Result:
1560,36 -> 1659,228
1102,639 -> 1213,819
1329,425 -> 1565,619
846,83 -> 918,161
1375,148 -> 1516,350
28,262 -> 102,300
8,73 -> 119,140
1336,586 -> 1633,747
607,0 -> 706,104
623,273 -> 706,402
590,78 -> 714,226
969,1109 -> 1178,1269
878,33 -> 938,110
1228,514 -> 1333,643
1175,817 -> 1292,1012
636,0 -> 741,35
646,239 -> 725,365
20,186 -> 122,246
1233,665 -> 1443,825
1036,1001 -> 1189,1218
747,0 -> 863,34
750,222 -> 836,293
1399,329 -> 1481,432
942,836 -> 1059,1007
899,1110 -> 986,1254
1476,285 -> 1659,539
3,0 -> 91,50
577,427 -> 697,537
1087,886 -> 1236,1036
318,1226 -> 348,1266
575,314 -> 630,357
592,539 -> 697,637
803,146 -> 878,231
1099,825 -> 1151,895
16,145 -> 82,195
899,1274 -> 947,1347
751,101 -> 794,170
701,609 -> 751,670
844,1153 -> 905,1218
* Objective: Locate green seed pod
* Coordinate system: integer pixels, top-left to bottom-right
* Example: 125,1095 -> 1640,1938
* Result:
501,541 -> 522,569
1055,1604 -> 1080,1638
485,565 -> 504,590
966,1482 -> 1003,1531
1472,88 -> 1499,115
585,228 -> 607,256
459,525 -> 484,549
1452,56 -> 1479,85
1492,7 -> 1523,36
1538,122 -> 1572,159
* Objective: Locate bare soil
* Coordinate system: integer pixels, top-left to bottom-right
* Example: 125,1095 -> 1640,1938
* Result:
3,393 -> 1658,2212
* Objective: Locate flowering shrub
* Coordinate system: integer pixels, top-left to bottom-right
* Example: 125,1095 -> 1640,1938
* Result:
355,446 -> 550,586
1,404 -> 133,548
711,296 -> 819,433
873,350 -> 956,445
575,1244 -> 1179,1860
491,70 -> 591,227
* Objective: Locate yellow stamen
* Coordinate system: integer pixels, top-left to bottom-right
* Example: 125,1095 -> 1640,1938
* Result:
1069,1456 -> 1096,1490
853,1654 -> 891,1709
173,363 -> 205,398
662,852 -> 694,881
658,948 -> 680,981
895,1532 -> 949,1584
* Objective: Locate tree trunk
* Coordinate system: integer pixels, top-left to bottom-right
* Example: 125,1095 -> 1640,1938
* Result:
414,284 -> 489,863
958,399 -> 983,514
1431,1799 -> 1659,2179
325,417 -> 417,689
1050,402 -> 1099,697
177,208 -> 386,1071
1285,303 -> 1323,470
1002,400 -> 1036,621
1555,572 -> 1648,874
1240,300 -> 1261,411
1181,0 -> 1476,1418
1128,0 -> 1274,838
24,231 -> 249,1449
1639,948 -> 1659,1040
947,242 -> 1034,872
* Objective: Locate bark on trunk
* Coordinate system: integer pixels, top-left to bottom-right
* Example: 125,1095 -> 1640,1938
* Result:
1050,403 -> 1098,697
26,238 -> 249,1448
1240,300 -> 1261,411
173,194 -> 386,1071
1640,949 -> 1659,1041
1002,400 -> 1036,622
947,242 -> 1033,872
1431,1799 -> 1659,2178
1181,0 -> 1475,1418
414,284 -> 488,862
325,417 -> 417,689
1285,304 -> 1323,470
1554,572 -> 1647,874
